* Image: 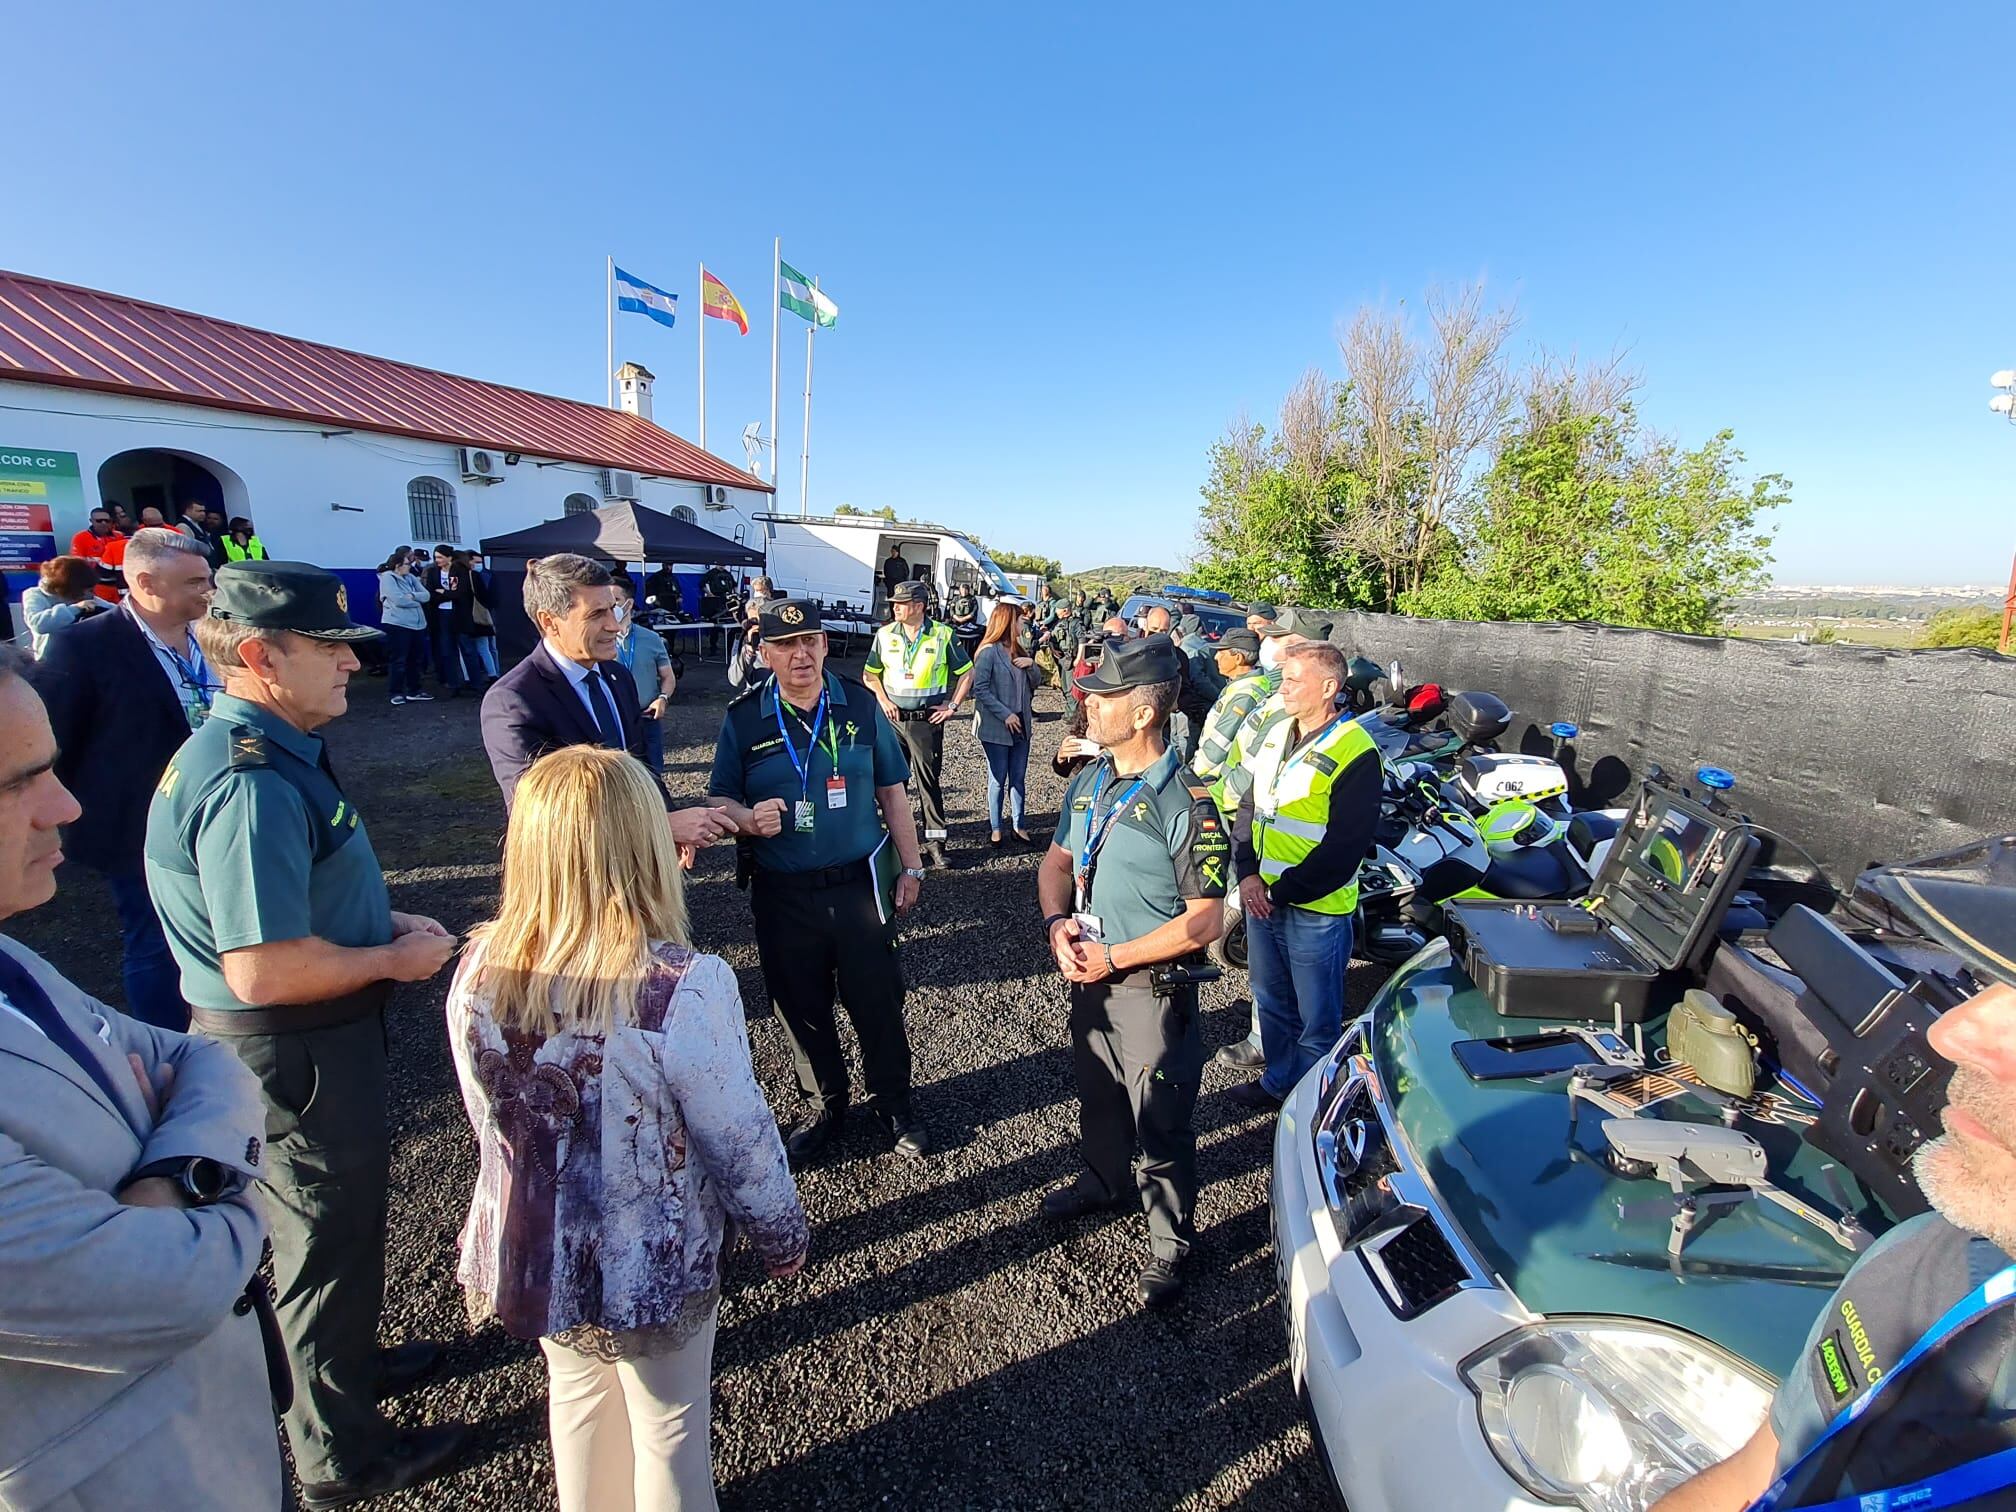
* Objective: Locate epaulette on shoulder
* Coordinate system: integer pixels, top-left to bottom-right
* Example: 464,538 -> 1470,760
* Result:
727,678 -> 766,709
1181,774 -> 1213,803
227,727 -> 272,770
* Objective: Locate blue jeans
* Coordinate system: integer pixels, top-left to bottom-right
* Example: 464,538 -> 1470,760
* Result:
104,868 -> 187,1031
456,633 -> 496,683
981,732 -> 1029,831
639,714 -> 665,772
381,624 -> 424,697
1246,903 -> 1351,1097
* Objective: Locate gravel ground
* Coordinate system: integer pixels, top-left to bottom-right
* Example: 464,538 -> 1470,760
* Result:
13,652 -> 1388,1510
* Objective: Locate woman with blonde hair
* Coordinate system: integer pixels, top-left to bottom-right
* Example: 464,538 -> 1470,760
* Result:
447,746 -> 808,1512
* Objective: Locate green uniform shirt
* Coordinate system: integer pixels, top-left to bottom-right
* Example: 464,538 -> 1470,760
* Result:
144,693 -> 393,1013
709,672 -> 911,873
1050,745 -> 1229,949
1767,1212 -> 2016,1495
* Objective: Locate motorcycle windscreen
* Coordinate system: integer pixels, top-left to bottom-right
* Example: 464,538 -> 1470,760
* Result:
1849,834 -> 2016,990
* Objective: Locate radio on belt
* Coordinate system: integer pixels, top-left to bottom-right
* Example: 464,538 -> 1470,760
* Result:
1443,774 -> 1759,1023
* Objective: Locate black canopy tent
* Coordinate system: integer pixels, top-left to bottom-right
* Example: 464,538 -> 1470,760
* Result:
479,502 -> 766,665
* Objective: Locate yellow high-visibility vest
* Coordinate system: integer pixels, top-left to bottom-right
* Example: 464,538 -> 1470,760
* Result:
1249,712 -> 1379,914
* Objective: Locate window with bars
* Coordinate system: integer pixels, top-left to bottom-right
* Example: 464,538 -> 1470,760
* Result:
669,504 -> 698,525
563,493 -> 597,516
406,477 -> 459,542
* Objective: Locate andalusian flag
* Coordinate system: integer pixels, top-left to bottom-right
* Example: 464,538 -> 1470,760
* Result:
779,260 -> 838,328
701,267 -> 748,334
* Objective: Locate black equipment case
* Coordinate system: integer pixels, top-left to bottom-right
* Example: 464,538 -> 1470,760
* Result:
1444,779 -> 1759,1024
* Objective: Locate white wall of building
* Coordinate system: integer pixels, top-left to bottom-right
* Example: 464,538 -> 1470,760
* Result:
1,380 -> 773,571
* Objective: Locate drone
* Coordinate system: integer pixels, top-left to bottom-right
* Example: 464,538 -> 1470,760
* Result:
1563,1064 -> 1870,1268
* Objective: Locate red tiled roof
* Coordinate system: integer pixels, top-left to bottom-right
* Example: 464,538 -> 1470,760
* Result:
0,269 -> 771,492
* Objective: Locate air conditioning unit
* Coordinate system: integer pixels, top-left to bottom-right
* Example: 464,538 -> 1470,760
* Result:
702,483 -> 731,509
601,468 -> 640,501
459,447 -> 504,483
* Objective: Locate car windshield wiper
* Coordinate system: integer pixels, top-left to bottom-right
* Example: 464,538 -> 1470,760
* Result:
1583,1252 -> 1841,1287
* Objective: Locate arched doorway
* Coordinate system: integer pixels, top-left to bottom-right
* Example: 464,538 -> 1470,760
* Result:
96,447 -> 250,531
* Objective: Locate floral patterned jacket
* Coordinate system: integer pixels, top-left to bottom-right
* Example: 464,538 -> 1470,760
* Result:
447,941 -> 808,1343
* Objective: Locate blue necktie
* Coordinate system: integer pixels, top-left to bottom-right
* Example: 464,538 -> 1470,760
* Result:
0,947 -> 130,1116
587,670 -> 625,751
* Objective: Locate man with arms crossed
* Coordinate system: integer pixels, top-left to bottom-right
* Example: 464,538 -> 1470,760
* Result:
0,645 -> 281,1511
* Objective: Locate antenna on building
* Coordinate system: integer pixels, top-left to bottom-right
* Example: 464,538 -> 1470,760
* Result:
742,422 -> 773,476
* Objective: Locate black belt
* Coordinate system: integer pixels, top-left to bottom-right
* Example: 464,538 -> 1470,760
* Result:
190,980 -> 393,1037
891,706 -> 947,722
754,857 -> 873,891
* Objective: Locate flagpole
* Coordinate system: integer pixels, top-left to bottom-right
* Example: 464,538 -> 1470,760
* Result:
769,238 -> 781,486
800,277 -> 816,516
605,255 -> 614,408
697,261 -> 707,451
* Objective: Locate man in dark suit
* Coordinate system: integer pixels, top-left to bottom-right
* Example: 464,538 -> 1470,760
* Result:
480,553 -> 735,849
33,527 -> 216,1029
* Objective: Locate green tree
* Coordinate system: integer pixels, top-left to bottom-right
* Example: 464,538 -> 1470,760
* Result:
990,549 -> 1064,581
1407,426 -> 1780,631
833,503 -> 861,516
1920,606 -> 2005,650
1406,387 -> 1781,634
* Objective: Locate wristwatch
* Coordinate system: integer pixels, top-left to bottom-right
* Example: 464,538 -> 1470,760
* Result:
130,1156 -> 234,1206
902,866 -> 927,881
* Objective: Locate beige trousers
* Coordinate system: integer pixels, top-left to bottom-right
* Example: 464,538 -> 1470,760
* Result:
540,1306 -> 720,1512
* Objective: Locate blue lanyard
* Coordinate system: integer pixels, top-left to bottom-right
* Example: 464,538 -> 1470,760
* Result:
129,604 -> 213,710
1748,1264 -> 2016,1512
1077,765 -> 1148,892
771,683 -> 832,802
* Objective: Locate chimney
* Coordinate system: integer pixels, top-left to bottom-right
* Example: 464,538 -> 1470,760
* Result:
615,362 -> 655,423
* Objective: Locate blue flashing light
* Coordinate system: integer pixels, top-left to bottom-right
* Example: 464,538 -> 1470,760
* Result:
1697,765 -> 1737,791
1549,722 -> 1579,739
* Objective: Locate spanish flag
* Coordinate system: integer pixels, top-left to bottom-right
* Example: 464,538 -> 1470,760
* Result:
701,267 -> 748,335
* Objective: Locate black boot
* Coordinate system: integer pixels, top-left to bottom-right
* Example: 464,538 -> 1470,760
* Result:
787,1104 -> 847,1165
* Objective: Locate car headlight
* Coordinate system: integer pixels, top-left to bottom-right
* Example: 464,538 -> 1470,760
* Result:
1461,1319 -> 1772,1511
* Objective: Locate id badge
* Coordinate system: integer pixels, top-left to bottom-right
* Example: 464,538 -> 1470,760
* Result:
1073,911 -> 1104,944
826,775 -> 848,810
793,799 -> 815,833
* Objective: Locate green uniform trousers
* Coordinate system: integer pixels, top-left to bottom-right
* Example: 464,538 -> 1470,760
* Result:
1068,974 -> 1204,1264
229,1016 -> 395,1483
891,714 -> 950,842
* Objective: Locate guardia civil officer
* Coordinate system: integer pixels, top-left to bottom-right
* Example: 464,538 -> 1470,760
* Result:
862,579 -> 973,868
1036,634 -> 1230,1308
709,598 -> 934,1164
1653,970 -> 2016,1512
144,561 -> 468,1506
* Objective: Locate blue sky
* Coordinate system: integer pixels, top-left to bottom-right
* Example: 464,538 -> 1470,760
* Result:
8,3 -> 2013,584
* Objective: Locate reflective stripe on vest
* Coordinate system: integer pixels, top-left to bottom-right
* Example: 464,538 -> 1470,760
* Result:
874,620 -> 954,704
1209,690 -> 1287,816
1250,711 -> 1377,913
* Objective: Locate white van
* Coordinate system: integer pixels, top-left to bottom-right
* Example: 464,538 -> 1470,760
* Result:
755,513 -> 1021,620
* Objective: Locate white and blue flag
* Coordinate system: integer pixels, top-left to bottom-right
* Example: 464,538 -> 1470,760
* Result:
614,266 -> 678,329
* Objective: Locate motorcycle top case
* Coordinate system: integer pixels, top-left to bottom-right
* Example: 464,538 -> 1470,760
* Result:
1445,780 -> 1757,1024
1444,690 -> 1513,746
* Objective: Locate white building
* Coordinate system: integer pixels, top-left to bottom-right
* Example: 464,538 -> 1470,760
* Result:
0,270 -> 773,617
